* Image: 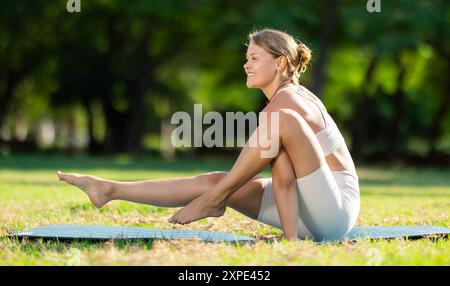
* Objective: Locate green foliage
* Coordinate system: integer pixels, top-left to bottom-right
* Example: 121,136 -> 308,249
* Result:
0,0 -> 449,161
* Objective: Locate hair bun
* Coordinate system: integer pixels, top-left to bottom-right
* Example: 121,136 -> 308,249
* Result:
296,43 -> 312,73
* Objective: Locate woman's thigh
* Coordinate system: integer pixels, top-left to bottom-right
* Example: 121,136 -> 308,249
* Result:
277,108 -> 326,178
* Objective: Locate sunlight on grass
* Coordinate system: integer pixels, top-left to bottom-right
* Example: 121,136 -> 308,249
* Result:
0,155 -> 448,265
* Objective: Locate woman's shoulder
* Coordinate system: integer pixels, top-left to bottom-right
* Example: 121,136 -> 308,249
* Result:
296,85 -> 327,111
262,93 -> 308,120
269,87 -> 313,114
264,85 -> 331,131
263,83 -> 326,111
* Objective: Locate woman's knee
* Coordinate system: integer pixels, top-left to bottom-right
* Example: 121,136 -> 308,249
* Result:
271,151 -> 297,191
272,169 -> 297,191
197,171 -> 227,187
277,108 -> 309,135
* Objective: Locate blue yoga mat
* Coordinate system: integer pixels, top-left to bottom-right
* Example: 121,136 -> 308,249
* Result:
10,225 -> 255,244
343,225 -> 450,241
9,225 -> 450,244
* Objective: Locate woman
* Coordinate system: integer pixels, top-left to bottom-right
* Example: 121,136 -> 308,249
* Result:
57,28 -> 360,242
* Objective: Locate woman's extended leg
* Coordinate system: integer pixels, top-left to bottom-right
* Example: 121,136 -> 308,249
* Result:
169,108 -> 326,224
56,171 -> 267,220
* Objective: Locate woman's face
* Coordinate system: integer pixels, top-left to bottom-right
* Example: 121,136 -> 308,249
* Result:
243,41 -> 278,89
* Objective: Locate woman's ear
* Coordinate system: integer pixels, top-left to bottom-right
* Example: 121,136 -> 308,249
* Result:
276,56 -> 287,72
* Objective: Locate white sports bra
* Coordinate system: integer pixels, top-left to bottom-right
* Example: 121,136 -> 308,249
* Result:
276,84 -> 346,156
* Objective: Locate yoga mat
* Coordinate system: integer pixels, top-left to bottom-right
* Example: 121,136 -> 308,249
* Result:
9,225 -> 450,244
339,225 -> 450,242
9,225 -> 255,244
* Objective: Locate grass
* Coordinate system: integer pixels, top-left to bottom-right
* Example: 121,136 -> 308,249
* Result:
0,154 -> 449,266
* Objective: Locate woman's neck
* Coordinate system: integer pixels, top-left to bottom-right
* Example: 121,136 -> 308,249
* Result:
262,78 -> 293,101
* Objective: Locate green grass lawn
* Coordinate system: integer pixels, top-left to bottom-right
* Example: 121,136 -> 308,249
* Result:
0,154 -> 449,265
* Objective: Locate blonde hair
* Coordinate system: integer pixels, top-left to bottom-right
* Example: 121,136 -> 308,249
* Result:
247,28 -> 312,85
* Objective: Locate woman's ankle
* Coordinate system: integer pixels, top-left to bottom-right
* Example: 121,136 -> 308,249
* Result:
101,179 -> 117,201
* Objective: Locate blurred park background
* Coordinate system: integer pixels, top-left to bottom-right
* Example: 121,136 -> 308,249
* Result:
0,0 -> 449,166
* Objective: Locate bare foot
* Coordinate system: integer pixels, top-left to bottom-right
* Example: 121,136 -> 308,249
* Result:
168,193 -> 226,225
56,171 -> 113,208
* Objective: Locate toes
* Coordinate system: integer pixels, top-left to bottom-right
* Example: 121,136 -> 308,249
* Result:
177,217 -> 188,225
57,172 -> 76,185
168,209 -> 194,225
168,216 -> 178,224
168,211 -> 192,225
57,171 -> 67,181
169,210 -> 183,224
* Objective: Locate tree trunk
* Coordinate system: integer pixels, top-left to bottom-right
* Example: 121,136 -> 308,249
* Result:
82,99 -> 102,154
350,54 -> 379,162
101,99 -> 128,154
387,57 -> 406,162
0,73 -> 18,132
310,0 -> 338,98
125,25 -> 154,155
67,110 -> 77,154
